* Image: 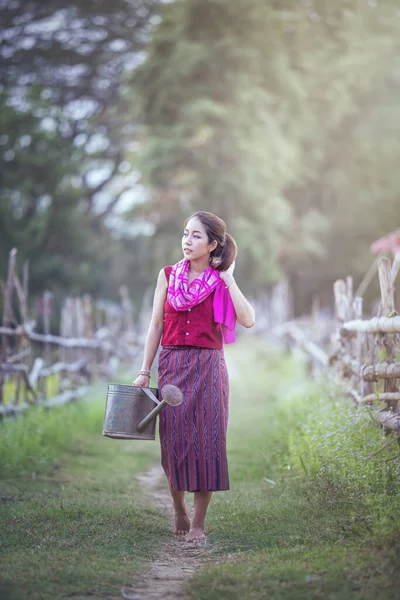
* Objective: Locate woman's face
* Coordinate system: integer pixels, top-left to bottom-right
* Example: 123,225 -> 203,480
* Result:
182,217 -> 216,262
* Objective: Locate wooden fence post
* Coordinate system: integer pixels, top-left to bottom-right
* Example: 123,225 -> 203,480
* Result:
346,276 -> 353,320
334,279 -> 349,322
0,247 -> 144,418
378,257 -> 395,317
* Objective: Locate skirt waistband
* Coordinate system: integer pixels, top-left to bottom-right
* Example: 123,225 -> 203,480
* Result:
161,345 -> 223,351
162,345 -> 204,350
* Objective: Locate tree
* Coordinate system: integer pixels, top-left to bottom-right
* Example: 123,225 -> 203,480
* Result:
0,0 -> 157,298
131,0 -> 400,306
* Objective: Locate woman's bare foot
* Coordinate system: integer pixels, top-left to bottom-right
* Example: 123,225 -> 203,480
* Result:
185,526 -> 206,543
174,512 -> 190,536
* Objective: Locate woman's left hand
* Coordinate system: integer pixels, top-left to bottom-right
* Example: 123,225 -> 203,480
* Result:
219,260 -> 235,286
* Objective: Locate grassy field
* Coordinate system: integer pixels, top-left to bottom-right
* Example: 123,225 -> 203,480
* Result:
2,372 -> 60,406
186,342 -> 400,599
0,376 -> 168,600
1,340 -> 400,599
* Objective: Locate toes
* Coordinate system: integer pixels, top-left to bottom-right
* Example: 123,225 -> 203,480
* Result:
185,534 -> 206,544
175,529 -> 189,536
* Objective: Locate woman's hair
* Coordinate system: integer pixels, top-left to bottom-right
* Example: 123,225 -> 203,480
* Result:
185,211 -> 237,271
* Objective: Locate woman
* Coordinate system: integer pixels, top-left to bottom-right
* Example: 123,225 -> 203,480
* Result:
132,211 -> 255,543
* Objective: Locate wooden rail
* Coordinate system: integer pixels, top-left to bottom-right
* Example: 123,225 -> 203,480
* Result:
278,252 -> 400,435
333,256 -> 400,431
0,248 -> 140,418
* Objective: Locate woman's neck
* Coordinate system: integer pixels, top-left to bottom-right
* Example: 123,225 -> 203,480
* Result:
188,258 -> 210,276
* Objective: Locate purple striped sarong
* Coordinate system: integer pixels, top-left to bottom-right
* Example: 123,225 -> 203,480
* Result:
157,346 -> 230,492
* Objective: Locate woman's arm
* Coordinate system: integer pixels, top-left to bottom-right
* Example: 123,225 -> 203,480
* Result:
220,262 -> 255,328
132,268 -> 168,387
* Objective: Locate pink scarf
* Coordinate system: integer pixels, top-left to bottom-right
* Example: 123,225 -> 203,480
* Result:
167,259 -> 236,344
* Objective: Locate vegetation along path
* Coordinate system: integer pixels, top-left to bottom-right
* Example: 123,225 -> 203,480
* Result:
1,338 -> 400,599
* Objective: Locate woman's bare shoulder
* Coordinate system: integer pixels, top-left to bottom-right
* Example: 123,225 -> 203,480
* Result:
157,267 -> 168,288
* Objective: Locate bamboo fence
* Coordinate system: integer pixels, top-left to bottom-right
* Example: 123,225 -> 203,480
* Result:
278,253 -> 400,434
0,249 -> 140,418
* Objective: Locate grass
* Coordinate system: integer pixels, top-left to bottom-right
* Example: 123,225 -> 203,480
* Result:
0,374 -> 168,600
190,542 -> 400,600
1,341 -> 400,599
2,372 -> 60,406
186,340 -> 400,600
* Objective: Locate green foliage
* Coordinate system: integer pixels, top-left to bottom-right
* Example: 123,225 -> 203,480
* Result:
133,0 -> 301,288
288,390 -> 399,499
2,0 -> 400,309
2,373 -> 59,406
0,0 -> 157,300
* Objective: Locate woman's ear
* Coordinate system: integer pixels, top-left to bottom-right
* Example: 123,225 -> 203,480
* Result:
209,240 -> 218,252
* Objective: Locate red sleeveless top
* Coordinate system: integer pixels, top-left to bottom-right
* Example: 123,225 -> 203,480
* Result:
161,266 -> 224,349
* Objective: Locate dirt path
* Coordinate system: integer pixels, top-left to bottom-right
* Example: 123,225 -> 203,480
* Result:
122,466 -> 213,600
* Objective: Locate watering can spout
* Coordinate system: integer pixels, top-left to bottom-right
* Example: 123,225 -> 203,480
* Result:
136,384 -> 183,432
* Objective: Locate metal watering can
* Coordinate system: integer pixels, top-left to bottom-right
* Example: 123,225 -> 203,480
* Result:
102,383 -> 183,440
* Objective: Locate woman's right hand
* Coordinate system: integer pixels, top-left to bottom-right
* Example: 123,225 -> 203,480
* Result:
132,374 -> 151,387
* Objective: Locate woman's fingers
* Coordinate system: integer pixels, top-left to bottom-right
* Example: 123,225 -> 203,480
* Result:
220,261 -> 235,279
132,376 -> 150,387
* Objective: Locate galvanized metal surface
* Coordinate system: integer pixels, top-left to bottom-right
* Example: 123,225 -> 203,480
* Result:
102,384 -> 159,440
